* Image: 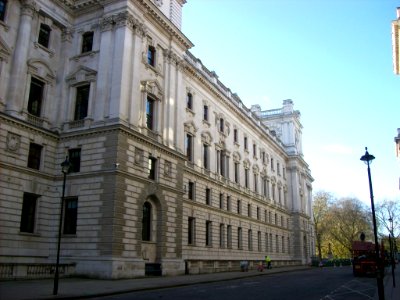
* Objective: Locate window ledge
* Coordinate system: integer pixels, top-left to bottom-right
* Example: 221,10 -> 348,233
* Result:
34,42 -> 55,57
186,108 -> 195,117
71,50 -> 99,61
19,232 -> 41,237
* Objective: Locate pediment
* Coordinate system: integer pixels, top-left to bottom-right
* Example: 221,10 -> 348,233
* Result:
184,120 -> 197,135
66,65 -> 97,85
27,58 -> 56,84
141,80 -> 163,99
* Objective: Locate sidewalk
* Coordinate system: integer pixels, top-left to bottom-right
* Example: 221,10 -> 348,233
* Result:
374,265 -> 400,300
0,266 -> 308,300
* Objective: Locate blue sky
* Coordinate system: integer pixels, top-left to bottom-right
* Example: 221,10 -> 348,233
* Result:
182,0 -> 399,204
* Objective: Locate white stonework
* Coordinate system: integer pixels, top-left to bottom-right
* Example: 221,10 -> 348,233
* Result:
0,0 -> 314,279
392,7 -> 400,75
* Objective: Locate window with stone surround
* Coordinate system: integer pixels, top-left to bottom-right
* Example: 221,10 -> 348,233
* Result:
205,188 -> 211,205
227,225 -> 232,249
74,84 -> 90,121
186,92 -> 193,110
219,223 -> 225,248
0,0 -> 7,21
148,156 -> 157,180
258,231 -> 262,252
203,104 -> 209,121
147,45 -> 156,67
64,197 -> 78,235
146,96 -> 155,130
38,23 -> 51,48
188,181 -> 194,200
219,193 -> 224,209
68,148 -> 81,173
27,77 -> 45,117
188,217 -> 195,245
238,227 -> 243,249
248,229 -> 253,251
205,220 -> 212,246
185,133 -> 193,162
233,128 -> 238,143
27,143 -> 42,170
20,193 -> 38,233
81,31 -> 94,53
203,143 -> 209,170
142,202 -> 152,241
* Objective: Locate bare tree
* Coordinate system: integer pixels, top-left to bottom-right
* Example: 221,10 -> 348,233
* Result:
376,199 -> 400,239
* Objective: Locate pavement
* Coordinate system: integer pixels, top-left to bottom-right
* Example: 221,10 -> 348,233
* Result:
0,265 -> 398,300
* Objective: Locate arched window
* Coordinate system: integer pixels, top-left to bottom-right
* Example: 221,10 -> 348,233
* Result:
142,202 -> 152,241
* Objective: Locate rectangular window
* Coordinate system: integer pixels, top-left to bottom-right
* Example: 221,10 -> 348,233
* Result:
244,136 -> 248,150
227,195 -> 231,211
188,181 -> 194,200
186,93 -> 193,110
81,31 -> 94,53
276,235 -> 279,252
38,23 -> 51,48
203,105 -> 208,121
244,168 -> 249,188
258,231 -> 262,252
247,203 -> 251,218
262,151 -> 266,163
146,97 -> 155,130
74,85 -> 90,120
227,225 -> 232,249
188,217 -> 195,245
27,143 -> 42,170
265,233 -> 269,252
68,148 -> 81,173
206,220 -> 212,246
234,162 -> 239,184
233,129 -> 238,143
248,229 -> 253,251
64,197 -> 78,234
148,156 -> 157,180
238,227 -> 242,249
237,199 -> 241,214
271,158 -> 274,171
277,162 -> 281,175
203,144 -> 209,169
253,144 -> 256,157
147,45 -> 156,66
257,207 -> 260,220
219,193 -> 224,209
219,118 -> 224,132
219,223 -> 225,248
185,134 -> 193,162
206,188 -> 211,205
20,193 -> 38,233
27,77 -> 45,117
254,173 -> 258,193
0,0 -> 6,21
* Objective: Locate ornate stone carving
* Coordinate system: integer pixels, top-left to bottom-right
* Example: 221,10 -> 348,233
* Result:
6,132 -> 21,152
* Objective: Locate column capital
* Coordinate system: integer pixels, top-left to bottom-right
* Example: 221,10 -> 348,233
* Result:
19,0 -> 38,17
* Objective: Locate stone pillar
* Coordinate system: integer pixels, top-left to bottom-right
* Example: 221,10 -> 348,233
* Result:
6,0 -> 36,116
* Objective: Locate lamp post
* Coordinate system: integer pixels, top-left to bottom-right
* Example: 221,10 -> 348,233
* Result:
360,147 -> 384,300
389,217 -> 396,287
53,156 -> 70,295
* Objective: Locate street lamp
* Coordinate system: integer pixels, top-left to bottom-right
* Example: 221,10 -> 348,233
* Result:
53,156 -> 71,295
389,217 -> 396,287
360,147 -> 385,300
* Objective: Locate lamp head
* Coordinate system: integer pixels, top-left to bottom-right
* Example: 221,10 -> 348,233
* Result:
61,156 -> 71,174
360,147 -> 375,165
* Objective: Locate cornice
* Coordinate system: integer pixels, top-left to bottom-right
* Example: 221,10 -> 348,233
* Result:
135,0 -> 193,50
183,55 -> 289,159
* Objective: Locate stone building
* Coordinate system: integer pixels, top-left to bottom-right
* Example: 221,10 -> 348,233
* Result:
392,7 -> 400,75
0,0 -> 314,279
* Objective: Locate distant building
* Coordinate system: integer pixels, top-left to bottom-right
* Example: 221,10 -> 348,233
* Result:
0,0 -> 314,279
393,7 -> 400,74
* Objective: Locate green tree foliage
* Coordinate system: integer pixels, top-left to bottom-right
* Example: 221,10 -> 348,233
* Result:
312,191 -> 332,261
328,198 -> 373,257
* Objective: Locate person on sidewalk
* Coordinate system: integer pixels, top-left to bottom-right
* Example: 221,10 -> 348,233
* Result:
265,256 -> 272,269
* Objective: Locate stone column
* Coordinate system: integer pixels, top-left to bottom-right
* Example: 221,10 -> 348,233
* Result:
6,0 -> 36,116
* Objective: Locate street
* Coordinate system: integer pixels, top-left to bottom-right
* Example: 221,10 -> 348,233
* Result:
95,266 -> 377,300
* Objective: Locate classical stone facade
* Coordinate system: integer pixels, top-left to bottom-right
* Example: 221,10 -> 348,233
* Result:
0,0 -> 314,279
393,7 -> 400,75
